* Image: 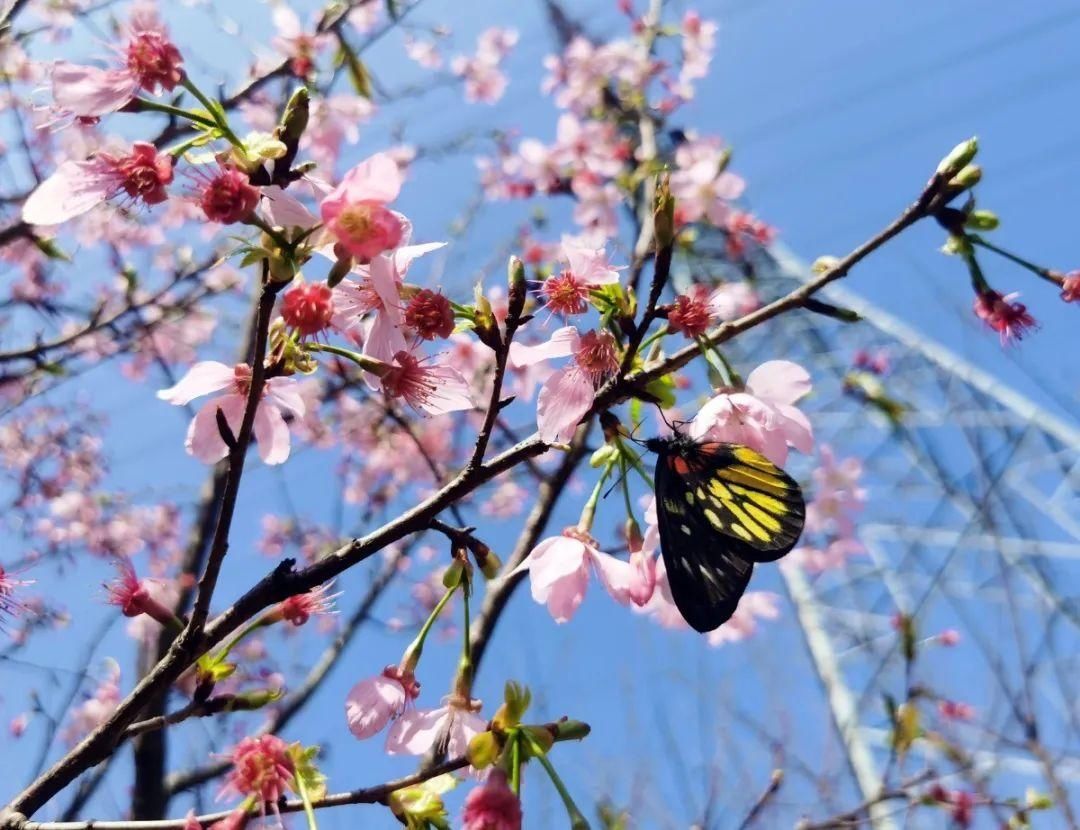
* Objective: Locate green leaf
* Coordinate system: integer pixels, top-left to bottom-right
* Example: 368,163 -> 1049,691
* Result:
336,43 -> 373,99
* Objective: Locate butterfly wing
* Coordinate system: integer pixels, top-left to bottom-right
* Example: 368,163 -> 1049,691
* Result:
653,444 -> 755,632
681,442 -> 806,564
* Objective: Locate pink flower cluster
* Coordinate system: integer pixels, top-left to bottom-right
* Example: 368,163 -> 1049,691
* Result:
451,28 -> 518,104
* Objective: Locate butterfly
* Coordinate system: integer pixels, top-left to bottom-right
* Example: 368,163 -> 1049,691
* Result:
644,434 -> 806,633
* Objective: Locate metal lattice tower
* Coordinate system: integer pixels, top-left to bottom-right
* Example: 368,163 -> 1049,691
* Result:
686,242 -> 1080,827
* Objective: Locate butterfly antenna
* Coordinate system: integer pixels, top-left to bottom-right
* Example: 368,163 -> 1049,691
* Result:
603,462 -> 631,500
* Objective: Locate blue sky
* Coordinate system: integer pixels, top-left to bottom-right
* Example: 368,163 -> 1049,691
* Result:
3,0 -> 1078,827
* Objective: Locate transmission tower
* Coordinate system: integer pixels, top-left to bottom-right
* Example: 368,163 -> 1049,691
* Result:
691,242 -> 1080,828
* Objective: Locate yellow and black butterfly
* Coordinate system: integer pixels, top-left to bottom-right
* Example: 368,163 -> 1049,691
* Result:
645,435 -> 805,632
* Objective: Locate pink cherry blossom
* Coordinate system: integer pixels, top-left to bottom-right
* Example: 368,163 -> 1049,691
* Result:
679,11 -> 718,87
805,445 -> 866,538
0,565 -> 33,631
156,361 -> 306,465
219,735 -> 295,805
63,659 -> 121,744
785,539 -> 864,573
1060,271 -> 1080,303
104,557 -> 176,626
972,289 -> 1037,345
509,326 -> 619,443
938,700 -> 975,722
689,360 -> 814,465
281,281 -> 335,338
669,134 -> 745,226
192,166 -> 259,225
537,236 -> 624,317
50,11 -> 182,118
345,666 -> 420,739
320,152 -> 406,261
549,114 -> 627,178
385,695 -> 485,758
706,592 -> 780,647
404,36 -> 443,69
451,28 -> 517,104
22,141 -> 173,226
403,289 -> 455,341
938,629 -> 962,647
380,350 -> 474,416
513,528 -> 650,622
270,5 -> 330,78
275,582 -> 339,626
462,769 -> 523,830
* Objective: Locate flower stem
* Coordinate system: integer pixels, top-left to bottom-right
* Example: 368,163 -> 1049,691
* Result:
577,460 -> 615,533
305,342 -> 388,375
132,97 -> 217,128
510,731 -> 523,795
401,584 -> 457,672
525,734 -> 591,829
293,764 -> 319,830
180,76 -> 243,148
969,234 -> 1058,283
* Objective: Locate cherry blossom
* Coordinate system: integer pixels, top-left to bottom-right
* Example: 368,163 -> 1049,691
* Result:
345,666 -> 420,739
451,28 -> 517,104
512,528 -> 651,623
509,326 -> 619,443
320,152 -> 406,261
385,695 -> 485,758
192,166 -> 259,225
104,557 -> 176,626
219,735 -> 295,805
281,281 -> 335,338
669,135 -> 745,226
1060,271 -> 1080,303
462,769 -> 523,830
380,350 -> 474,416
49,8 -> 183,118
63,659 -> 121,744
403,289 -> 455,341
0,565 -> 33,631
973,289 -> 1038,344
805,445 -> 866,538
538,237 -> 623,317
689,360 -> 814,466
274,582 -> 340,626
22,141 -> 173,226
706,592 -> 780,647
157,362 -> 305,465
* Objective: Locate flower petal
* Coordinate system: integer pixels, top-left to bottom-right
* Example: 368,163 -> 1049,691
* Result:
535,365 -> 593,443
157,361 -> 235,405
252,401 -> 291,465
745,360 -> 811,405
22,160 -> 114,226
385,706 -> 448,755
507,326 -> 579,368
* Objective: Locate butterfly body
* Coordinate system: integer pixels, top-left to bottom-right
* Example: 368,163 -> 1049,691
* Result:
646,435 -> 805,632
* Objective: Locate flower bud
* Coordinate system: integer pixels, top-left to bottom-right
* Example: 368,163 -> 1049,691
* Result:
507,255 -> 527,321
936,137 -> 978,177
466,730 -> 500,768
947,164 -> 982,192
653,174 -> 676,249
278,87 -> 310,151
467,539 -> 501,580
964,209 -> 999,231
812,255 -> 841,274
590,444 -> 619,468
442,558 -> 465,589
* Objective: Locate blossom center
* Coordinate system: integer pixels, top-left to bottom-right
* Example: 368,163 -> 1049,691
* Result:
542,270 -> 590,315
